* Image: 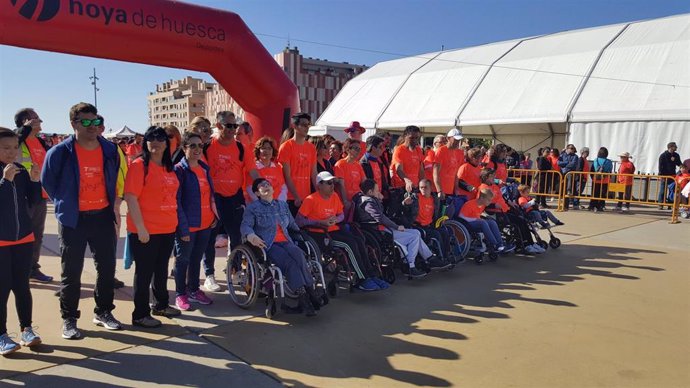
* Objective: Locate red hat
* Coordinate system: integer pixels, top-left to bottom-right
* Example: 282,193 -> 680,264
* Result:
345,121 -> 365,134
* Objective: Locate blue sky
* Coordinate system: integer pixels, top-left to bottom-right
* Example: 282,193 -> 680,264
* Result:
1,0 -> 688,134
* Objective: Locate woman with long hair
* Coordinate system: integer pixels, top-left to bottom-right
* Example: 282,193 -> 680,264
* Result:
166,125 -> 183,164
589,147 -> 613,212
125,126 -> 181,328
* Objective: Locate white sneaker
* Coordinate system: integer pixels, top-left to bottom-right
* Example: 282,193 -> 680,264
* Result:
214,235 -> 228,248
204,275 -> 221,292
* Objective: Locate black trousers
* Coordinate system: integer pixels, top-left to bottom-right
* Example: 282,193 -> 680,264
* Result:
537,172 -> 550,206
307,229 -> 374,280
0,243 -> 33,333
215,191 -> 245,250
589,182 -> 609,210
58,210 -> 116,319
131,233 -> 175,320
26,198 -> 47,270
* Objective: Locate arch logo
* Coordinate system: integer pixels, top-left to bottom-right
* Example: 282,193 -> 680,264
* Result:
10,0 -> 60,22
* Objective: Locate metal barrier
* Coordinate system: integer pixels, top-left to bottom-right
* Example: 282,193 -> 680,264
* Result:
507,169 -> 564,210
559,171 -> 684,224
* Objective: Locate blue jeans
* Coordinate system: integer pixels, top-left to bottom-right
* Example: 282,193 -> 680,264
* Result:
657,178 -> 672,204
174,227 -> 213,296
466,219 -> 503,248
267,242 -> 313,291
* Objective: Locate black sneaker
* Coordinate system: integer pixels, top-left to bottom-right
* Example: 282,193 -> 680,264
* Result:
151,306 -> 181,318
427,256 -> 451,270
93,312 -> 123,330
30,269 -> 53,283
132,316 -> 162,328
113,278 -> 125,289
409,267 -> 428,279
62,318 -> 82,339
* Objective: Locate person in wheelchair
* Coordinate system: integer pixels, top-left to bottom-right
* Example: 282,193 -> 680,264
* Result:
240,178 -> 321,317
459,188 -> 514,254
296,172 -> 388,291
356,179 -> 447,278
477,169 -> 544,254
408,179 -> 454,261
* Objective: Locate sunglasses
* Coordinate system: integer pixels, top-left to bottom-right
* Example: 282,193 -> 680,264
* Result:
145,133 -> 168,142
185,143 -> 203,150
224,123 -> 239,130
74,118 -> 103,127
258,181 -> 272,189
319,180 -> 334,186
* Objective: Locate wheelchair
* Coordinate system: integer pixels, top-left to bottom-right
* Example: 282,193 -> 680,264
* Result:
349,222 -> 407,283
225,233 -> 328,319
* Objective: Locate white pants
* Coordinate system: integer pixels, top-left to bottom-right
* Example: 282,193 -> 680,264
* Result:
389,229 -> 433,266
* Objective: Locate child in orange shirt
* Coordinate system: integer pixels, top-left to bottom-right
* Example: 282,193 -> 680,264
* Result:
677,159 -> 690,218
459,189 -> 514,253
518,185 -> 564,228
616,152 -> 636,212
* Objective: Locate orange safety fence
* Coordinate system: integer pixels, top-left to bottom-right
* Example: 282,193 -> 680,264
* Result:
507,169 -> 564,210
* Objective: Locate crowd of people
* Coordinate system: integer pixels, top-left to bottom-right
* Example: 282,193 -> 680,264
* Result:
1,103 -> 688,356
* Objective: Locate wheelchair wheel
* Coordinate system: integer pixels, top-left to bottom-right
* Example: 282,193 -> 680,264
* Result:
489,252 -> 499,262
299,233 -> 323,264
265,295 -> 281,319
537,240 -> 549,251
327,277 -> 339,298
382,265 -> 396,284
549,238 -> 561,249
443,220 -> 471,259
475,253 -> 485,265
226,244 -> 260,309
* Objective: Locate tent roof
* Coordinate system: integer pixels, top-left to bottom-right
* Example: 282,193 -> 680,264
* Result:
104,125 -> 139,138
315,13 -> 690,131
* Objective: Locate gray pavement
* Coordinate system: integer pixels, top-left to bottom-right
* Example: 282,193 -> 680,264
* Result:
1,205 -> 688,387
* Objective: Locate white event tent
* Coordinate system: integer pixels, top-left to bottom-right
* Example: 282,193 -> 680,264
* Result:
312,14 -> 690,174
103,125 -> 139,139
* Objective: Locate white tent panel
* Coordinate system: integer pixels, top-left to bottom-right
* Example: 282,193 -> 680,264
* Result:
568,121 -> 690,174
571,14 -> 690,122
377,40 -> 521,128
314,55 -> 437,129
459,24 -> 626,126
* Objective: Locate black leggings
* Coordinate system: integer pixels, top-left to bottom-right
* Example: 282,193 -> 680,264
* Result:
0,243 -> 33,334
308,229 -> 374,280
131,233 -> 175,320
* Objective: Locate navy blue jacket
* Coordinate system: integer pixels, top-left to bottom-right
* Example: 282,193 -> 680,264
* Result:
558,152 -> 579,173
0,163 -> 41,241
175,158 -> 216,237
41,136 -> 119,228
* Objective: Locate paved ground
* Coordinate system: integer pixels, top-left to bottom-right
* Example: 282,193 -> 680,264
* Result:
1,205 -> 688,387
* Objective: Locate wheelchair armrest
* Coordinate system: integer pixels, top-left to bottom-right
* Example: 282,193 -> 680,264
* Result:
289,230 -> 305,242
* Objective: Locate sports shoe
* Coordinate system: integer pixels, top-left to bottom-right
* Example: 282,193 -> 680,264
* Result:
20,327 -> 42,347
204,275 -> 221,292
356,278 -> 380,291
151,306 -> 181,318
427,255 -> 451,270
62,318 -> 82,340
531,244 -> 546,253
30,269 -> 53,283
189,290 -> 213,305
500,243 -> 516,254
622,207 -> 630,212
92,312 -> 123,330
175,295 -> 191,311
132,316 -> 162,328
554,221 -> 565,226
372,278 -> 390,289
0,333 -> 20,355
113,277 -> 125,289
681,210 -> 690,219
214,235 -> 228,248
408,267 -> 428,279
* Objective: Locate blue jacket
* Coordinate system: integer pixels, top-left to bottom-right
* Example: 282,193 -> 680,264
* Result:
240,199 -> 298,249
41,136 -> 119,228
175,158 -> 216,237
592,157 -> 613,174
558,152 -> 579,173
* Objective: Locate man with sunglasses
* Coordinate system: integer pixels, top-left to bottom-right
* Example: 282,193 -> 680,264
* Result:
126,134 -> 143,165
205,111 -> 253,257
278,113 -> 318,216
14,108 -> 53,283
42,102 -> 123,339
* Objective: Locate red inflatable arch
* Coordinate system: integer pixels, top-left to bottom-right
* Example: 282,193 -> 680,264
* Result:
1,0 -> 300,140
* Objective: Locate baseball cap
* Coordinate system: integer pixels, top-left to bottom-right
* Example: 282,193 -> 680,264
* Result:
316,171 -> 336,184
345,121 -> 365,134
447,128 -> 463,140
618,152 -> 632,158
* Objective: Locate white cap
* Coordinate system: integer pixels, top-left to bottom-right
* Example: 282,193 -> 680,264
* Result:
316,171 -> 336,184
447,128 -> 463,140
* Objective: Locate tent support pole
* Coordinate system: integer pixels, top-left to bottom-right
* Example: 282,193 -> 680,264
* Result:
548,123 -> 555,148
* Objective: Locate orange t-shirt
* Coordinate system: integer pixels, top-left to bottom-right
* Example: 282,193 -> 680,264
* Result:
278,139 -> 317,201
484,160 -> 508,182
334,159 -> 366,202
367,158 -> 384,191
460,199 -> 485,220
189,165 -> 215,232
478,183 -> 508,212
617,161 -> 636,185
274,224 -> 288,243
246,161 -> 286,201
434,146 -> 464,195
0,232 -> 35,247
416,195 -> 435,227
206,138 -> 253,197
676,173 -> 690,190
125,159 -> 179,234
236,132 -> 253,149
423,149 -> 435,183
518,196 -> 535,213
457,163 -> 482,198
25,137 -> 49,199
549,155 -> 559,171
298,192 -> 343,232
126,143 -> 142,165
391,145 -> 423,188
75,143 -> 108,211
